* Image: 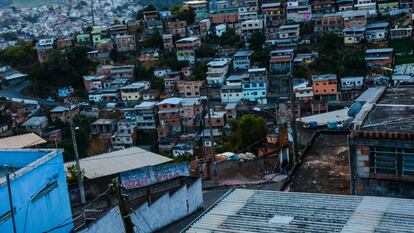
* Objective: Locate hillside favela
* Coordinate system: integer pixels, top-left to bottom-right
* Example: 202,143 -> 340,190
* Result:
1,0 -> 414,232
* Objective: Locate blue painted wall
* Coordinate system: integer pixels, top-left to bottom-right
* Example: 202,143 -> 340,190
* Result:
0,149 -> 73,233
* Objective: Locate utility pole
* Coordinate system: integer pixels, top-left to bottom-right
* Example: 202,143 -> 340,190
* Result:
5,166 -> 17,233
113,178 -> 134,233
205,86 -> 216,182
90,0 -> 95,26
69,113 -> 86,204
288,60 -> 299,165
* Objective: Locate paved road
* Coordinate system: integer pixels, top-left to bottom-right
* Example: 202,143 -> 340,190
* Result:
0,81 -> 60,106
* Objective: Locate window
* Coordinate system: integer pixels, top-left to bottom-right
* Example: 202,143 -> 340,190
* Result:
31,180 -> 58,203
370,147 -> 414,177
331,89 -> 335,92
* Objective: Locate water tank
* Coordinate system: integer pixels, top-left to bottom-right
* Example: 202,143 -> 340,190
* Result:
327,121 -> 338,129
309,121 -> 318,129
348,102 -> 362,117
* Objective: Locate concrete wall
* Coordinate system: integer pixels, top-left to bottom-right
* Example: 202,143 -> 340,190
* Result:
78,178 -> 203,233
132,178 -> 203,233
350,137 -> 414,198
216,158 -> 265,179
0,149 -> 73,233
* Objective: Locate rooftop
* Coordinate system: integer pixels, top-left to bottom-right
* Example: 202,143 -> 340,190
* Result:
0,133 -> 46,149
0,149 -> 62,184
176,36 -> 200,43
120,81 -> 149,90
353,87 -> 414,134
226,74 -> 247,82
312,74 -> 336,81
50,105 -> 77,113
91,118 -> 117,125
225,102 -> 238,110
207,60 -> 230,67
22,116 -> 48,127
233,50 -> 254,57
158,97 -> 183,105
182,97 -> 206,106
261,2 -> 281,8
185,189 -> 414,233
365,48 -> 393,54
65,147 -> 172,179
135,101 -> 158,109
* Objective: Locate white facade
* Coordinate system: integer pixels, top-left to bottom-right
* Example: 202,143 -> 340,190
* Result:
206,59 -> 231,85
120,81 -> 150,101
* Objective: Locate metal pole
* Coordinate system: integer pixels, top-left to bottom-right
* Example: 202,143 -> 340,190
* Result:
205,84 -> 216,182
113,178 -> 134,233
5,166 -> 17,233
207,99 -> 217,182
288,59 -> 298,165
69,115 -> 86,203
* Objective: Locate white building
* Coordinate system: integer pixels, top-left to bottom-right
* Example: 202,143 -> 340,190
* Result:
206,58 -> 231,85
220,74 -> 246,104
120,81 -> 150,102
176,36 -> 202,64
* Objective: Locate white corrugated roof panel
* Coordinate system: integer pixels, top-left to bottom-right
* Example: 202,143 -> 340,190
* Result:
0,133 -> 47,149
184,189 -> 414,233
65,147 -> 173,179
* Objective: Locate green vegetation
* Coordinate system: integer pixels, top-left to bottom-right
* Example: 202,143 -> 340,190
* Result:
158,52 -> 188,70
249,32 -> 265,51
0,42 -> 37,70
142,30 -> 164,49
219,114 -> 268,153
52,114 -> 91,161
171,5 -> 196,25
173,152 -> 195,162
389,39 -> 414,54
27,46 -> 95,98
310,33 -> 367,76
135,4 -> 157,20
138,0 -> 182,11
395,56 -> 414,65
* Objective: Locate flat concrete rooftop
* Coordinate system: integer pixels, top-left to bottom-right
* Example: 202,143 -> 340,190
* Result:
377,87 -> 414,105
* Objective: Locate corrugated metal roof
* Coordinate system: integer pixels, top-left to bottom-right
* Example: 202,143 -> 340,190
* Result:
65,147 -> 172,179
0,133 -> 47,149
185,189 -> 414,233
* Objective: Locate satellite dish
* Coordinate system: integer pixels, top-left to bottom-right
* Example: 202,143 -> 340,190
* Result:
348,102 -> 362,118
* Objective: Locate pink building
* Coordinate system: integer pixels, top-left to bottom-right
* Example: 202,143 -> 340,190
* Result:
182,97 -> 205,128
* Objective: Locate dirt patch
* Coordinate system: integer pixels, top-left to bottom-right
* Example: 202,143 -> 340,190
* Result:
291,134 -> 350,195
88,136 -> 111,156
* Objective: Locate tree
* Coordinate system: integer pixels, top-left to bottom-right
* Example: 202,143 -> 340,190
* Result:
219,114 -> 267,152
0,42 -> 37,69
136,4 -> 157,20
190,61 -> 207,81
219,28 -> 241,48
171,5 -> 195,25
27,47 -> 94,98
143,30 -> 164,49
195,45 -> 215,58
158,52 -> 188,70
110,47 -> 121,63
251,48 -> 270,68
249,32 -> 265,51
134,64 -> 154,81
